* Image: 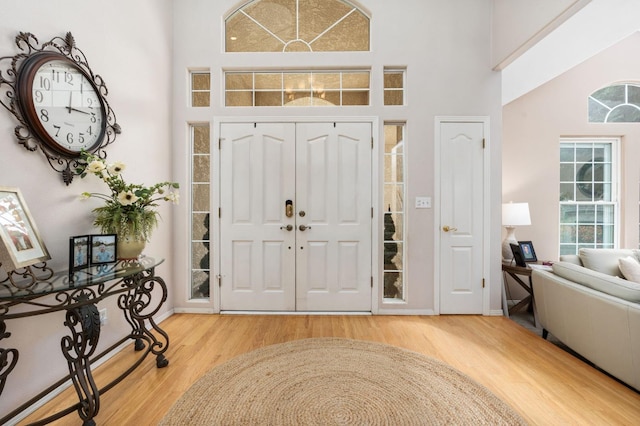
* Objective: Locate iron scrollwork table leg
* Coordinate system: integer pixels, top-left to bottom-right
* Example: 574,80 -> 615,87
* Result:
119,267 -> 170,368
0,320 -> 18,396
61,294 -> 101,426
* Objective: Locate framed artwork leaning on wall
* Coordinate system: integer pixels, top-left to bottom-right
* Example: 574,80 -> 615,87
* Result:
0,186 -> 50,271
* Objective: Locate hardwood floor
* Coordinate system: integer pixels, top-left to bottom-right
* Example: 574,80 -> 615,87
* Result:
18,314 -> 640,425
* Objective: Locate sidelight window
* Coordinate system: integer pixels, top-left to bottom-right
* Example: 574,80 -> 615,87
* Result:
191,124 -> 211,299
383,123 -> 405,301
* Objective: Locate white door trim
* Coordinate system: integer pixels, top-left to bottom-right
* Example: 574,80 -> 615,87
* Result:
212,116 -> 380,314
433,116 -> 491,315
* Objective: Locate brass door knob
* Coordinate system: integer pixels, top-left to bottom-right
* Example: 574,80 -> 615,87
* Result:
280,224 -> 293,231
299,224 -> 311,231
442,226 -> 458,232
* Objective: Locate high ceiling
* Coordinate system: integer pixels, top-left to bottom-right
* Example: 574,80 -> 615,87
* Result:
501,0 -> 640,105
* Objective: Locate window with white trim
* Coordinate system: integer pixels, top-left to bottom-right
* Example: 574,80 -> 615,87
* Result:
383,123 -> 405,301
190,123 -> 211,299
589,83 -> 640,122
225,0 -> 370,52
559,139 -> 618,255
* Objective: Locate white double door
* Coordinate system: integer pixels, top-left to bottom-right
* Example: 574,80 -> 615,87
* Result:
220,122 -> 372,312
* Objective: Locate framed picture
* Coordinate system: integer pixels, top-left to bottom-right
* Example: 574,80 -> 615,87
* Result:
69,235 -> 90,271
0,186 -> 50,271
519,241 -> 537,263
510,241 -> 537,267
90,234 -> 117,265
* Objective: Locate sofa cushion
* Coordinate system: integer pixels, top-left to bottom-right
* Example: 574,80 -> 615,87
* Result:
619,256 -> 640,284
552,261 -> 640,302
578,248 -> 635,277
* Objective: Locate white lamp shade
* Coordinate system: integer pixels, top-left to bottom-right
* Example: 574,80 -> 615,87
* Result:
502,202 -> 531,226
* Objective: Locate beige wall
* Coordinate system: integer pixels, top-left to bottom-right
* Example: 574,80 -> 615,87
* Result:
503,31 -> 640,263
0,0 -> 174,417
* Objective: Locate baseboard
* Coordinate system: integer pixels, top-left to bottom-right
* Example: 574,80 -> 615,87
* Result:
220,311 -> 372,315
174,307 -> 217,314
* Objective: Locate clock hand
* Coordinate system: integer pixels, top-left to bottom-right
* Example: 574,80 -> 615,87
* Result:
69,107 -> 90,115
67,91 -> 73,114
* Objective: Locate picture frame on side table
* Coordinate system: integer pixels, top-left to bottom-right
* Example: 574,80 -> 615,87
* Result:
90,234 -> 117,265
510,241 -> 537,267
0,186 -> 50,271
69,235 -> 90,271
519,241 -> 537,263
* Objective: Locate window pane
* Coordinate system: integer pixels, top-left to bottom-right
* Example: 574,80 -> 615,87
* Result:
192,92 -> 210,107
226,73 -> 253,90
193,126 -> 210,154
384,91 -> 403,106
192,73 -> 210,90
193,155 -> 210,182
192,213 -> 210,240
343,73 -> 369,89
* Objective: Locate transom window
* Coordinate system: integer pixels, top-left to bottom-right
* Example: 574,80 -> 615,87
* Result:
225,0 -> 370,52
559,139 -> 618,255
225,70 -> 370,106
589,83 -> 640,122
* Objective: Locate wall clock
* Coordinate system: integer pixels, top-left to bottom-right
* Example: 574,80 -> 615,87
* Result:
0,32 -> 120,185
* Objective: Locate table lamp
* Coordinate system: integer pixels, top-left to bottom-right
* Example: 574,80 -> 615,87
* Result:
502,202 -> 531,261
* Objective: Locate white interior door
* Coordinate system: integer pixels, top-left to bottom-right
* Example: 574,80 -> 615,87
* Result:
220,121 -> 372,312
439,121 -> 485,314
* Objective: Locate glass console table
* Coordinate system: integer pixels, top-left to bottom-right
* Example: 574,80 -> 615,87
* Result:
0,256 -> 170,425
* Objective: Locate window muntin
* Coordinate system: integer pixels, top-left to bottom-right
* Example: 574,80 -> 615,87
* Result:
589,83 -> 640,122
191,72 -> 210,107
191,124 -> 211,299
559,139 -> 618,255
384,68 -> 405,106
225,70 -> 370,107
225,0 -> 370,52
383,124 -> 405,301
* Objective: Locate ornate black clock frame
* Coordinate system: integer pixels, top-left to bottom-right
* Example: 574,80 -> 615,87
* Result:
0,32 -> 121,185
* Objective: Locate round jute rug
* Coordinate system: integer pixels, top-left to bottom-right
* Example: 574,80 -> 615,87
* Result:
160,338 -> 527,425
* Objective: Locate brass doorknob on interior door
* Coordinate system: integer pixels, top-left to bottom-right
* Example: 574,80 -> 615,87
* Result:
280,224 -> 293,231
299,224 -> 311,231
442,226 -> 458,232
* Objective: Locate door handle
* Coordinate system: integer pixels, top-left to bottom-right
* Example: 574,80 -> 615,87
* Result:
280,224 -> 293,231
442,226 -> 458,232
299,224 -> 311,231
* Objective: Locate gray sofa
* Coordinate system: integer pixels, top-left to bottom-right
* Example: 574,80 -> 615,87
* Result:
531,248 -> 640,390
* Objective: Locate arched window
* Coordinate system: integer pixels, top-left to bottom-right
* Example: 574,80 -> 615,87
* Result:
589,83 -> 640,123
225,0 -> 370,52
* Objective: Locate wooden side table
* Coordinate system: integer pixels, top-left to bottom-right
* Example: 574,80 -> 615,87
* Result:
502,262 -> 538,326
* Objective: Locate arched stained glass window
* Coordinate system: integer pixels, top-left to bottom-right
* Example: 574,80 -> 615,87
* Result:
225,0 -> 370,52
589,83 -> 640,123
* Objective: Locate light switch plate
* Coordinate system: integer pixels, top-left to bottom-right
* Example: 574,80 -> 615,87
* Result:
415,197 -> 431,209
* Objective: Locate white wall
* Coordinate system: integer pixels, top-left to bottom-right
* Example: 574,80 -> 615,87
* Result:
171,0 -> 503,314
0,0 -> 174,417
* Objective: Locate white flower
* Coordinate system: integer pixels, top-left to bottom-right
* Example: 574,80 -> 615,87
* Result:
108,161 -> 126,175
87,160 -> 106,173
165,191 -> 180,205
117,191 -> 139,206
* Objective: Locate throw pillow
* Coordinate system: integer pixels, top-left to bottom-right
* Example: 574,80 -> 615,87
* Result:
619,256 -> 640,283
578,248 -> 634,277
552,261 -> 640,302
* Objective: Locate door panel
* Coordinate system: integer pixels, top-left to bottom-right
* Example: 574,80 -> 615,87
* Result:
220,123 -> 296,311
296,123 -> 372,311
439,121 -> 484,314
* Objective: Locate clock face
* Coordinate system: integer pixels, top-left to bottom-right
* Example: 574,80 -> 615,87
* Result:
18,53 -> 107,156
